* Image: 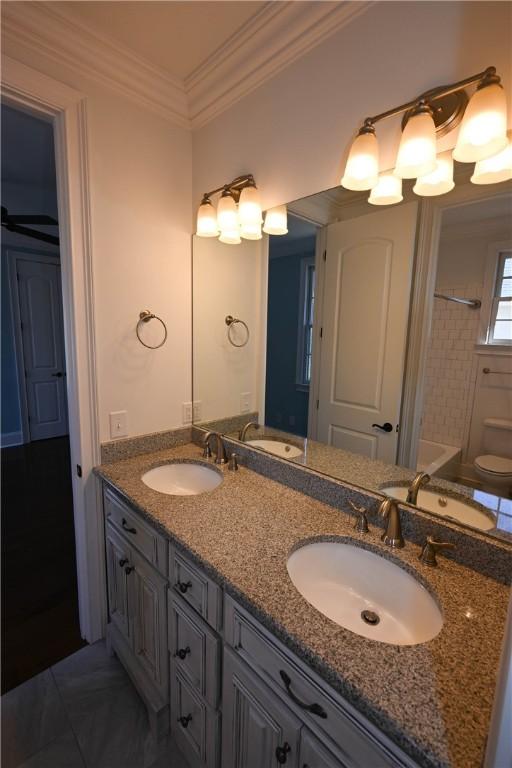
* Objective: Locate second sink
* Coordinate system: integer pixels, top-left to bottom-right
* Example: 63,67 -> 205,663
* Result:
247,439 -> 303,459
141,462 -> 222,496
287,541 -> 443,645
383,486 -> 495,532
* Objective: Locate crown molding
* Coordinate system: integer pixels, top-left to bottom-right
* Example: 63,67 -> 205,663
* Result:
1,1 -> 373,132
1,2 -> 190,128
186,1 -> 374,129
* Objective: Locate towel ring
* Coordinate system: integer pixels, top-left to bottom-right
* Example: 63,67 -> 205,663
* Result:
136,310 -> 168,349
225,315 -> 250,348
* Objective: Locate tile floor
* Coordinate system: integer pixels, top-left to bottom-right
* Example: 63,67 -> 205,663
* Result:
1,641 -> 190,768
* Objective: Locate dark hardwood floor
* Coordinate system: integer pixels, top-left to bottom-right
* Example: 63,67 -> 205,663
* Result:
1,436 -> 87,693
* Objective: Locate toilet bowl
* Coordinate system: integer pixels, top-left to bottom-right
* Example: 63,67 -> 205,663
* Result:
473,418 -> 512,494
474,454 -> 512,492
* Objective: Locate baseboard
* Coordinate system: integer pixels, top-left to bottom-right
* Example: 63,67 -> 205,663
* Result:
1,430 -> 24,448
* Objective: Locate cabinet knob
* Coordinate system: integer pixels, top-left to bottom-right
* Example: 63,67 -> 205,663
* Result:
175,646 -> 190,660
275,742 -> 291,764
119,558 -> 128,567
124,566 -> 134,575
178,714 -> 192,728
177,580 -> 192,594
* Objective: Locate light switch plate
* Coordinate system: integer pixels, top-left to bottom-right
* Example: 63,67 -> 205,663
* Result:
240,392 -> 251,414
182,402 -> 193,425
193,401 -> 202,421
109,410 -> 128,439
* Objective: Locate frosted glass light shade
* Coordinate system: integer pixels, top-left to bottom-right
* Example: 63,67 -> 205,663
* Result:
413,151 -> 455,196
395,111 -> 437,179
263,205 -> 288,235
219,229 -> 241,245
453,83 -> 508,163
471,141 -> 512,184
239,185 -> 262,240
368,173 -> 403,205
217,193 -> 240,244
196,200 -> 218,237
341,130 -> 379,191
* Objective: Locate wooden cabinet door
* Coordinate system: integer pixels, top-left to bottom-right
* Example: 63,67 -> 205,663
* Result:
105,522 -> 132,644
299,729 -> 348,768
222,648 -> 301,768
131,546 -> 168,693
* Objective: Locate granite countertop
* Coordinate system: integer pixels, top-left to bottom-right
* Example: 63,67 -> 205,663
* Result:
95,443 -> 511,768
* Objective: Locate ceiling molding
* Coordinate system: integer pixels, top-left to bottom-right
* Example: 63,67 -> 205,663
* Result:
1,2 -> 190,128
1,1 -> 373,132
186,1 -> 373,129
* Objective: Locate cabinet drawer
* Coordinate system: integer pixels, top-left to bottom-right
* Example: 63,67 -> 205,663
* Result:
104,487 -> 167,575
168,593 -> 220,708
169,546 -> 222,631
171,666 -> 219,768
224,596 -> 403,768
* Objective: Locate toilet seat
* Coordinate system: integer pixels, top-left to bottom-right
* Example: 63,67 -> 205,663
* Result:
474,454 -> 512,476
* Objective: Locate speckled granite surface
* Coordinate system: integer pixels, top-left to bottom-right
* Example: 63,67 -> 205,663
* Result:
95,443 -> 512,768
101,426 -> 191,463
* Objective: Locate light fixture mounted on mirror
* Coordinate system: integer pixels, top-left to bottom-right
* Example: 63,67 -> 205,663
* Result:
196,174 -> 288,244
341,66 -> 511,204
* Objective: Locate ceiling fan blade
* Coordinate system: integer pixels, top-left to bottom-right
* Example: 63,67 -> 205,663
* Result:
2,221 -> 60,246
7,214 -> 58,225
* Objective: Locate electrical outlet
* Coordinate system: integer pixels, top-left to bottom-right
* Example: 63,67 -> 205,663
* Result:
193,401 -> 202,421
240,392 -> 251,414
182,402 -> 193,425
109,410 -> 128,439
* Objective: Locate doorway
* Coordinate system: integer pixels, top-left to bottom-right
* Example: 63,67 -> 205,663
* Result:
1,104 -> 86,692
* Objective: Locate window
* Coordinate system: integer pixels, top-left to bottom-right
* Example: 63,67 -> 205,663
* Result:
488,249 -> 512,344
296,257 -> 316,388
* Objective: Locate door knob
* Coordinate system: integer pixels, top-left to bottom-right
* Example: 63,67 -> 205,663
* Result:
372,422 -> 393,432
52,372 -> 64,378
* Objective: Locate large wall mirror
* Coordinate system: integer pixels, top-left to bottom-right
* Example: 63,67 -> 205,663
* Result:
193,169 -> 512,541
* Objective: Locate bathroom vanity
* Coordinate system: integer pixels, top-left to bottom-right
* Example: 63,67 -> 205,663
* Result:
95,441 -> 511,768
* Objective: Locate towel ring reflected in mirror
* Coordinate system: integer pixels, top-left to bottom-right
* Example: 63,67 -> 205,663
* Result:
225,315 -> 250,348
136,310 -> 168,349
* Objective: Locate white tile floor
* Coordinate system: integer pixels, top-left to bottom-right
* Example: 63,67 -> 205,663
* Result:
1,642 -> 190,768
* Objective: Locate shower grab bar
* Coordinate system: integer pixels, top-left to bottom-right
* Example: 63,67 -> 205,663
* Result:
483,368 -> 512,375
434,292 -> 481,309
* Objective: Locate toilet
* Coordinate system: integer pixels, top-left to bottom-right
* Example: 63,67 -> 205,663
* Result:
474,418 -> 512,494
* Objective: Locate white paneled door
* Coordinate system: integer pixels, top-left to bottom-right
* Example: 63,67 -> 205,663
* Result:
17,257 -> 68,440
317,204 -> 418,464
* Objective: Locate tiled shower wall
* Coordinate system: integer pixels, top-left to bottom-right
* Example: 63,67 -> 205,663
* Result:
421,284 -> 481,448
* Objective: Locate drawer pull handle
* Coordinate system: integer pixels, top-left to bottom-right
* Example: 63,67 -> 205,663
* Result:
279,670 -> 327,719
178,714 -> 192,728
177,580 -> 192,594
119,558 -> 128,567
122,518 -> 137,534
275,742 -> 291,764
125,566 -> 134,575
175,646 -> 191,660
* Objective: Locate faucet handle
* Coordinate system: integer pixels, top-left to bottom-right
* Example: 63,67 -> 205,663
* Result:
419,535 -> 455,567
347,500 -> 369,533
228,452 -> 239,471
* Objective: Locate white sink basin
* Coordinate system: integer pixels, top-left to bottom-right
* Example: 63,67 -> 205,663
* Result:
247,439 -> 303,459
141,462 -> 222,496
287,542 -> 443,646
383,486 -> 494,532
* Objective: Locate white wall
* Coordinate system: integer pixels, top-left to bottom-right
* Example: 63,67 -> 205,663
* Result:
3,39 -> 193,443
193,2 -> 512,209
193,236 -> 265,422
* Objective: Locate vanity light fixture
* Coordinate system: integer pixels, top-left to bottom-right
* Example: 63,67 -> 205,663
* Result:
196,174 -> 286,244
368,173 -> 403,206
471,140 -> 512,185
340,66 -> 510,204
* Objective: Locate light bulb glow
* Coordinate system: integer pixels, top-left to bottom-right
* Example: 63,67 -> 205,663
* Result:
219,230 -> 241,245
196,200 -> 218,237
263,205 -> 288,235
239,185 -> 262,240
471,141 -> 512,185
368,173 -> 403,205
413,151 -> 455,196
341,130 -> 379,191
395,111 -> 437,179
453,83 -> 508,162
217,192 -> 240,244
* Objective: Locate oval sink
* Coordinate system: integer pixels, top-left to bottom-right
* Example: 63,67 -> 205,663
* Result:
287,542 -> 443,645
141,462 -> 222,496
383,486 -> 494,532
247,439 -> 303,459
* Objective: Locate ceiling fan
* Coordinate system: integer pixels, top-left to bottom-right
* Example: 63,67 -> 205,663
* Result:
1,206 -> 59,246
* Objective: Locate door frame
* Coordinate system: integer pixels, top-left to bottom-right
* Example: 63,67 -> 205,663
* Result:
6,247 -> 62,444
1,56 -> 105,642
398,181 -> 512,469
